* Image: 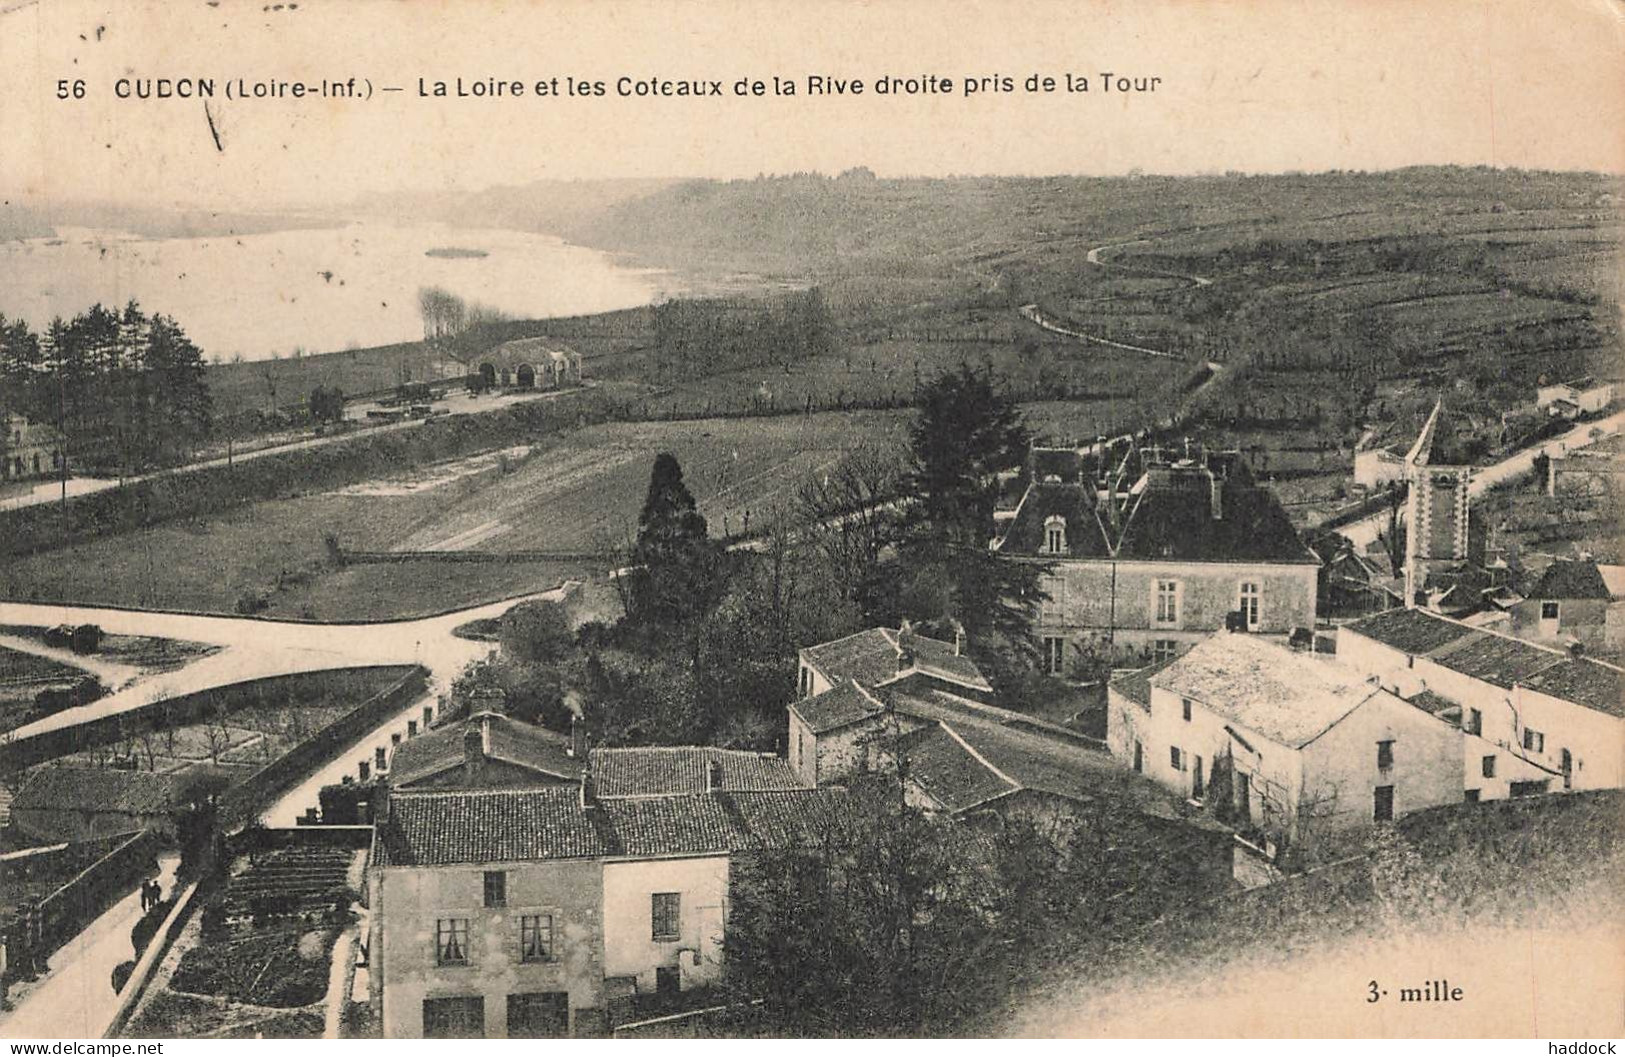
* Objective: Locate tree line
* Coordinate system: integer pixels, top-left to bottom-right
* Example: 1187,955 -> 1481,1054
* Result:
0,302 -> 211,474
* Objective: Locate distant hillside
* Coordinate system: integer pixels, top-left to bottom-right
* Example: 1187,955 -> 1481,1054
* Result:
350,178 -> 679,240
0,201 -> 56,241
0,199 -> 334,240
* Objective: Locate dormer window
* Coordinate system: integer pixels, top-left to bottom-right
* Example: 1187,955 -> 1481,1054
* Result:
1043,515 -> 1068,555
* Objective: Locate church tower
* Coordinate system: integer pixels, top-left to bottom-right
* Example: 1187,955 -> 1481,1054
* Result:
1403,400 -> 1472,607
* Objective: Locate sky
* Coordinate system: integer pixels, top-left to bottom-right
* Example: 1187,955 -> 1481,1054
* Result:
0,0 -> 1622,210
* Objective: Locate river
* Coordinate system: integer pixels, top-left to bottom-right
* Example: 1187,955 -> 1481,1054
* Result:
0,221 -> 673,362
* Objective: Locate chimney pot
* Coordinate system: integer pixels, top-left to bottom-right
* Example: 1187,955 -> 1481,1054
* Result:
706,758 -> 724,793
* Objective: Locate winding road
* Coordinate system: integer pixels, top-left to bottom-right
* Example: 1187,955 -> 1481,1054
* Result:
1017,239 -> 1214,361
1330,409 -> 1625,549
0,587 -> 570,746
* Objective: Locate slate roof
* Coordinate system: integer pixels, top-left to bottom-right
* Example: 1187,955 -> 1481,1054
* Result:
1428,633 -> 1565,690
13,767 -> 182,817
589,747 -> 802,798
800,627 -> 992,693
377,786 -> 845,866
995,482 -> 1113,558
1029,447 -> 1090,484
1529,560 -> 1616,601
1519,659 -> 1625,718
1152,634 -> 1386,748
1344,607 -> 1480,655
388,712 -> 581,788
1115,471 -> 1315,563
997,463 -> 1313,565
788,680 -> 885,734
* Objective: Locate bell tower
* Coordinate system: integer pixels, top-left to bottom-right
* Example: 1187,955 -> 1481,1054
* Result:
1403,400 -> 1472,607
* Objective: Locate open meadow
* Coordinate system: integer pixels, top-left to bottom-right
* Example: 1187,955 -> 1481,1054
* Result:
0,410 -> 907,620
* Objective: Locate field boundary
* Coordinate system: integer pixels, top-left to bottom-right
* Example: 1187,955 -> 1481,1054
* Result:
341,548 -> 615,565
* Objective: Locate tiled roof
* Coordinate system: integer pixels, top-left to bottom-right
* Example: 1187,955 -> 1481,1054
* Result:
902,632 -> 994,692
589,747 -> 802,798
994,482 -> 1112,557
1404,689 -> 1460,718
378,786 -> 610,866
788,680 -> 885,734
1529,560 -> 1615,601
1108,655 -> 1181,710
1153,634 -> 1384,748
1519,658 -> 1625,718
492,337 -> 578,363
13,766 -> 182,816
602,790 -> 843,858
378,786 -> 845,866
1115,471 -> 1314,564
388,713 -> 581,788
1429,633 -> 1565,690
801,627 -> 992,693
897,712 -> 1188,822
802,628 -> 903,688
1344,607 -> 1479,655
900,725 -> 1016,813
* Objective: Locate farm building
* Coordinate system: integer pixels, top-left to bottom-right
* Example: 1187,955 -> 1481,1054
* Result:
437,338 -> 583,391
1536,376 -> 1613,418
10,766 -> 188,842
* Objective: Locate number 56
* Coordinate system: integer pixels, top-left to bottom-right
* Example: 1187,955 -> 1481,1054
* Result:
57,79 -> 86,99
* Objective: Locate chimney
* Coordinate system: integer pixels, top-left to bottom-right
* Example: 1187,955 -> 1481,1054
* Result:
896,620 -> 917,672
569,713 -> 589,759
705,758 -> 725,793
1209,471 -> 1223,521
463,719 -> 487,780
579,764 -> 598,809
951,619 -> 966,657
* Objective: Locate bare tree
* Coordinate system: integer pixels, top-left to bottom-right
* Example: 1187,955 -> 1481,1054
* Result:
202,709 -> 235,766
796,442 -> 904,605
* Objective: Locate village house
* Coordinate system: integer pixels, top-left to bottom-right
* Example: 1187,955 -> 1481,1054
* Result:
386,710 -> 582,791
10,766 -> 186,843
1507,558 -> 1625,654
368,748 -> 839,1038
1536,376 -> 1614,419
1,412 -> 65,482
788,624 -> 993,786
993,443 -> 1318,675
790,627 -> 1235,883
1337,607 -> 1625,795
1106,634 -> 1463,854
